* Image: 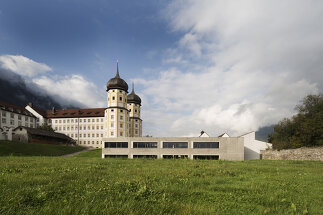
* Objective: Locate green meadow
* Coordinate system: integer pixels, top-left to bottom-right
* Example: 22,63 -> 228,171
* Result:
0,148 -> 322,214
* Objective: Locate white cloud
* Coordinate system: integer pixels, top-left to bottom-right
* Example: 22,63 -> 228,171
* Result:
33,75 -> 105,108
137,0 -> 323,137
0,55 -> 52,77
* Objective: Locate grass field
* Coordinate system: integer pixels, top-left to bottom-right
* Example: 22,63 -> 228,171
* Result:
0,152 -> 322,215
0,140 -> 85,156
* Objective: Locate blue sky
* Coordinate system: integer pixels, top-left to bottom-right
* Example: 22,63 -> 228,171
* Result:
0,0 -> 322,137
0,0 -> 177,85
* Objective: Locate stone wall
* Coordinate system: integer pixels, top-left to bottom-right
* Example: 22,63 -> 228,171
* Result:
261,147 -> 323,161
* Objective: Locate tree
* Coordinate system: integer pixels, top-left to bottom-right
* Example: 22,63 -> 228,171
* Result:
269,94 -> 323,150
38,123 -> 55,132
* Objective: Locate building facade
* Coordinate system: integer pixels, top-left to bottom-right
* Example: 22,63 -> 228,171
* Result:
25,61 -> 143,148
102,137 -> 244,160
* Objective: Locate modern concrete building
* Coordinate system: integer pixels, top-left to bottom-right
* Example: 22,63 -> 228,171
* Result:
240,131 -> 272,160
102,137 -> 244,160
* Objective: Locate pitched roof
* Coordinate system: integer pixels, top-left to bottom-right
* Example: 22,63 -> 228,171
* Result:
0,101 -> 35,117
218,132 -> 230,137
46,108 -> 106,118
14,126 -> 72,140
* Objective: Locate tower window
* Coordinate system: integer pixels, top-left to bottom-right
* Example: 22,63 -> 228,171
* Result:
111,123 -> 114,127
111,131 -> 114,136
111,115 -> 114,119
120,132 -> 123,136
120,123 -> 123,128
120,116 -> 123,120
112,96 -> 115,100
135,109 -> 137,113
119,97 -> 122,101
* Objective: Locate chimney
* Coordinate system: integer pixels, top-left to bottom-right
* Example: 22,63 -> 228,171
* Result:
28,102 -> 33,107
52,107 -> 56,114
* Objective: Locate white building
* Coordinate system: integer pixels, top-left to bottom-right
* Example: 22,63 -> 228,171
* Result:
0,101 -> 37,140
26,61 -> 143,148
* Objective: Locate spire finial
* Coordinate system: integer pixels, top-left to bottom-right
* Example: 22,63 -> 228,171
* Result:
116,57 -> 120,78
132,81 -> 135,93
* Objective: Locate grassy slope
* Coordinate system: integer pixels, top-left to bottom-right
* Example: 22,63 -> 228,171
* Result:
0,157 -> 322,215
74,149 -> 101,157
0,140 -> 85,156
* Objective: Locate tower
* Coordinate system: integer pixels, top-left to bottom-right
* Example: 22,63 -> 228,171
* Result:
105,60 -> 129,137
127,82 -> 142,137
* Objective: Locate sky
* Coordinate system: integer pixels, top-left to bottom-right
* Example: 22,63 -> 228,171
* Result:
0,0 -> 322,137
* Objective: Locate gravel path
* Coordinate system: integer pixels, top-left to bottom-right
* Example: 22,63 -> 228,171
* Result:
61,147 -> 95,157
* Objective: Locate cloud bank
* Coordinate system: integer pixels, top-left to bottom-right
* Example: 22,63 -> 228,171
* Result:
137,0 -> 322,136
0,55 -> 105,108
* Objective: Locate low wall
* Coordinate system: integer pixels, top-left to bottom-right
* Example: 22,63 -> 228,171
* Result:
261,147 -> 323,161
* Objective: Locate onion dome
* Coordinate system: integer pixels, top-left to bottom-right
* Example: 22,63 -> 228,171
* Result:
106,60 -> 128,92
127,82 -> 141,105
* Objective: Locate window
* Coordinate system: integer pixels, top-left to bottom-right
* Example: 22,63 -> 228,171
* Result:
92,134 -> 95,137
71,126 -> 74,130
72,119 -> 74,123
97,126 -> 99,129
88,119 -> 90,122
59,120 -> 61,123
120,123 -> 123,128
111,123 -> 114,127
96,119 -> 99,122
101,118 -> 103,122
193,155 -> 219,160
75,134 -> 78,138
55,127 -> 57,130
133,142 -> 157,148
163,142 -> 188,148
18,115 -> 21,120
63,127 -> 66,130
71,134 -> 74,138
104,142 -> 128,148
63,120 -> 66,123
135,109 -> 137,113
75,119 -> 78,123
110,131 -> 114,136
2,118 -> 6,123
10,113 -> 14,118
1,112 -> 6,117
101,134 -> 103,137
193,142 -> 219,148
79,134 -> 82,138
97,134 -> 99,137
18,121 -> 22,126
30,118 -> 33,122
119,96 -> 122,101
135,130 -> 138,134
92,141 -> 94,144
84,126 -> 86,130
88,126 -> 91,130
25,122 -> 29,127
67,127 -> 70,130
67,119 -> 70,123
92,126 -> 95,130
101,126 -> 103,129
92,119 -> 95,122
163,155 -> 188,159
135,124 -> 138,128
120,132 -> 123,136
88,134 -> 90,137
111,115 -> 114,120
133,155 -> 157,159
120,116 -> 123,120
112,96 -> 115,100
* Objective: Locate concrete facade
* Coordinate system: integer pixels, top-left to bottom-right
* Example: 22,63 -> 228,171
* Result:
102,137 -> 244,160
240,131 -> 272,160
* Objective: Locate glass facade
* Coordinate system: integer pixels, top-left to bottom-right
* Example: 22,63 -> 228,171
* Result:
163,155 -> 188,159
193,155 -> 219,160
104,142 -> 128,148
133,142 -> 157,148
163,142 -> 188,148
133,155 -> 157,159
193,142 -> 219,148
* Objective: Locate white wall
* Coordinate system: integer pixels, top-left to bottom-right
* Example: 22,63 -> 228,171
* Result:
241,131 -> 272,160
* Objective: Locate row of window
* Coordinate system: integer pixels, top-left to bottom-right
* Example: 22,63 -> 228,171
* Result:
104,155 -> 219,160
79,140 -> 100,145
1,112 -> 33,121
54,118 -> 104,124
68,133 -> 104,138
1,118 -> 34,127
104,142 -> 220,149
109,130 -> 139,137
55,125 -> 104,131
